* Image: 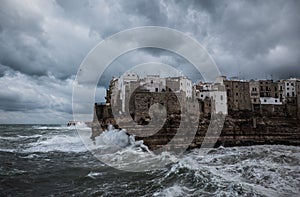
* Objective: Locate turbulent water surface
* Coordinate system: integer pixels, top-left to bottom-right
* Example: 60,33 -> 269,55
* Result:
0,124 -> 299,196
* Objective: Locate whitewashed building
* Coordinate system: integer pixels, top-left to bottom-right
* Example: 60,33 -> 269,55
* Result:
166,76 -> 193,98
196,80 -> 227,114
285,78 -> 297,97
141,75 -> 166,92
118,73 -> 139,112
260,97 -> 282,105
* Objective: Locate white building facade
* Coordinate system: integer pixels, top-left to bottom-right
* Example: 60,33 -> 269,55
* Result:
285,78 -> 297,98
260,97 -> 282,105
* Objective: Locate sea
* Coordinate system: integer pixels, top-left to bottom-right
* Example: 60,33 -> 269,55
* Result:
0,124 -> 299,197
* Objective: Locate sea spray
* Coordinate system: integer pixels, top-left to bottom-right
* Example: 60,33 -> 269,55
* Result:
87,125 -> 179,171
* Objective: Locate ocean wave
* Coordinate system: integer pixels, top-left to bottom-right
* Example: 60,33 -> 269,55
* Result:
32,122 -> 90,131
154,145 -> 300,196
32,125 -> 75,130
0,148 -> 17,153
153,185 -> 193,197
0,134 -> 43,141
24,133 -> 89,153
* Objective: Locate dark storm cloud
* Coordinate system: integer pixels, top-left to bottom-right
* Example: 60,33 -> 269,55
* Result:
2,0 -> 299,80
0,0 -> 299,123
0,0 -> 98,79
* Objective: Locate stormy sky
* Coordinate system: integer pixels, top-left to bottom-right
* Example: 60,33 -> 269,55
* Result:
0,0 -> 300,124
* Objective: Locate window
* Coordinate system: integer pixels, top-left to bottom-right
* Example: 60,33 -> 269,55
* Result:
292,92 -> 295,97
287,83 -> 289,86
275,87 -> 277,91
221,95 -> 223,100
201,95 -> 203,97
155,88 -> 158,92
291,83 -> 294,86
151,80 -> 153,84
275,100 -> 277,103
264,99 -> 267,102
254,98 -> 257,102
287,88 -> 289,90
287,92 -> 290,97
236,93 -> 238,96
227,90 -> 231,97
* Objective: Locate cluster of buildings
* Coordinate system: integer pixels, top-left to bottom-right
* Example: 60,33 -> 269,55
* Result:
104,73 -> 300,120
108,73 -> 194,110
197,76 -> 300,118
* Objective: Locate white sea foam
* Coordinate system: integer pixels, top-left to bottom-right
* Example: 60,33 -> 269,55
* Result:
0,148 -> 17,153
0,134 -> 43,141
153,185 -> 193,197
24,132 -> 88,153
86,171 -> 103,179
32,125 -> 78,130
157,145 -> 300,196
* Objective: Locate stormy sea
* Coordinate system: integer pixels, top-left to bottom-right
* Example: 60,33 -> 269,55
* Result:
0,124 -> 299,197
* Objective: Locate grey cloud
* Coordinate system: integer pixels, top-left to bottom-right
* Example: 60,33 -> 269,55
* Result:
1,0 -> 300,80
0,70 -> 73,113
0,0 -> 98,79
0,0 -> 299,123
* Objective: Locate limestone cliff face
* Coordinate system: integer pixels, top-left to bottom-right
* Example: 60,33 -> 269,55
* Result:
204,114 -> 300,147
92,80 -> 300,150
132,114 -> 300,151
92,103 -> 300,150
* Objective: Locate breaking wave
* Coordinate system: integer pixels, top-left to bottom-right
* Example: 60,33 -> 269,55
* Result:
0,124 -> 299,196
